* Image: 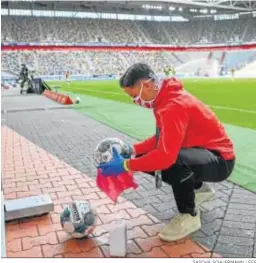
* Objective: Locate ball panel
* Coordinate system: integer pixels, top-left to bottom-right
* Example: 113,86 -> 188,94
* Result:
60,200 -> 97,239
94,137 -> 131,165
63,221 -> 75,233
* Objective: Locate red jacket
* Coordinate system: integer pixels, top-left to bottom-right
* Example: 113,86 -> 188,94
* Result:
129,77 -> 235,172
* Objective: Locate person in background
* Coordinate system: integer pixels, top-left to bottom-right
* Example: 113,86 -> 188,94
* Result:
65,71 -> 71,85
164,65 -> 171,77
231,67 -> 236,79
18,64 -> 29,94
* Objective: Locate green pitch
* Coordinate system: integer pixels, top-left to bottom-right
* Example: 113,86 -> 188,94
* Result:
47,78 -> 256,192
48,78 -> 256,129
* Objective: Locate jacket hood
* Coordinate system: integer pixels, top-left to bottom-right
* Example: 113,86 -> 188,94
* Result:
154,77 -> 184,108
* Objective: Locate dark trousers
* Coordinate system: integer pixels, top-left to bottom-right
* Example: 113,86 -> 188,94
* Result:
138,148 -> 235,215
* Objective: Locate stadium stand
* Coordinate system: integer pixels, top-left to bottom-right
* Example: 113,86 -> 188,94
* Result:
1,16 -> 256,45
224,50 -> 256,69
236,60 -> 256,77
1,5 -> 256,78
2,49 -> 256,76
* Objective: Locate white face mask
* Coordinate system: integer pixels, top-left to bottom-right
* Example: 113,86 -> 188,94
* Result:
132,78 -> 161,109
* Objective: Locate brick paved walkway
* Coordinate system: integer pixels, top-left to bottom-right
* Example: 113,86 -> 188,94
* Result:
2,126 -> 219,258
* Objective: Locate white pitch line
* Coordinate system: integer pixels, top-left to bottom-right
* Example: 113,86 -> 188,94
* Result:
209,105 -> 256,114
69,86 -> 126,96
66,86 -> 256,114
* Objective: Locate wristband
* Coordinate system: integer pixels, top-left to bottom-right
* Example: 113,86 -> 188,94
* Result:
123,160 -> 130,172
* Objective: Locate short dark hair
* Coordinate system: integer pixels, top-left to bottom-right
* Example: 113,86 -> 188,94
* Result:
119,63 -> 155,88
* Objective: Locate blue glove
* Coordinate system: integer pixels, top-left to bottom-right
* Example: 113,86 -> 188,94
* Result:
97,147 -> 126,176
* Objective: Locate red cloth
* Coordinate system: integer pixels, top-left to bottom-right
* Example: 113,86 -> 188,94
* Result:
96,169 -> 138,203
130,77 -> 235,172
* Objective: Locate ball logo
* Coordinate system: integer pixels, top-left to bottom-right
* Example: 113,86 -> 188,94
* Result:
60,201 -> 97,239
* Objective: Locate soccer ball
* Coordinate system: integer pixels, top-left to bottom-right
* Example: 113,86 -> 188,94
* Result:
60,200 -> 97,239
94,138 -> 132,165
75,96 -> 81,104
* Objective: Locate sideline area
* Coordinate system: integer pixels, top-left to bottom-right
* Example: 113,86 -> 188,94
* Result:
2,89 -> 256,257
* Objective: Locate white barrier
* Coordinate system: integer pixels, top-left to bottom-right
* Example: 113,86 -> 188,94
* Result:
1,191 -> 6,258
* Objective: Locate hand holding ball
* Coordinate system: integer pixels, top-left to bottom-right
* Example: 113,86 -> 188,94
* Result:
94,138 -> 133,165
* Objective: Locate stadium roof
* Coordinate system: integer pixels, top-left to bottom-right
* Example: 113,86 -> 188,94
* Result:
2,0 -> 256,18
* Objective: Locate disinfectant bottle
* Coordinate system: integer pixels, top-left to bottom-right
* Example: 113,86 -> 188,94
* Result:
109,219 -> 127,257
